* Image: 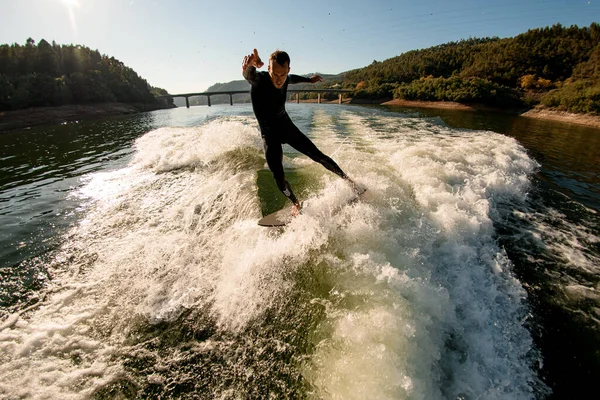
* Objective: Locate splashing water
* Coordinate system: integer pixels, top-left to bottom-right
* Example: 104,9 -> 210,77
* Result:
0,109 -> 548,399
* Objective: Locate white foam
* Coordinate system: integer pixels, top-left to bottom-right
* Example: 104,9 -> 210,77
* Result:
299,113 -> 541,399
131,119 -> 263,173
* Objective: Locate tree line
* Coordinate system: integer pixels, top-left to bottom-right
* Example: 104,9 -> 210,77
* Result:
0,38 -> 173,111
341,23 -> 600,114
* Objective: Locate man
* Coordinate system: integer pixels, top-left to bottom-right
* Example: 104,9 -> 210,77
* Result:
242,48 -> 357,215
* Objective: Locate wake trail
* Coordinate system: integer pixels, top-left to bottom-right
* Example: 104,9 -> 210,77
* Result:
0,110 -> 548,399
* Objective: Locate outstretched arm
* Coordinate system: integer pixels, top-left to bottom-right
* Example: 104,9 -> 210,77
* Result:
242,48 -> 264,84
290,74 -> 323,84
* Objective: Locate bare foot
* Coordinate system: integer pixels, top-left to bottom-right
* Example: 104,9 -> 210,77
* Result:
346,178 -> 365,195
291,202 -> 302,216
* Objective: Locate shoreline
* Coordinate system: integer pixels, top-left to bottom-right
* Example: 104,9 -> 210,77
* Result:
0,103 -> 171,134
518,107 -> 600,128
381,99 -> 600,129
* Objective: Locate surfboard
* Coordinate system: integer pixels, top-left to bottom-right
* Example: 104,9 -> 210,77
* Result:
257,204 -> 296,227
258,187 -> 367,227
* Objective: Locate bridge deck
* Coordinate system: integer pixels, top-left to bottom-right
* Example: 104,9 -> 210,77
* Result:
156,88 -> 353,107
157,89 -> 352,99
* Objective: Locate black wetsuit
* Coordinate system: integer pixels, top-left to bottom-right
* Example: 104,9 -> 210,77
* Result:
243,66 -> 348,205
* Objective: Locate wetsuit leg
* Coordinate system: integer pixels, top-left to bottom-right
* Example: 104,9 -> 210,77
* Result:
262,135 -> 299,205
284,122 -> 349,179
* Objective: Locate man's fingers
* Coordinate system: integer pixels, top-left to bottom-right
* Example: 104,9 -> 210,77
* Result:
243,50 -> 263,70
253,48 -> 263,67
242,54 -> 252,70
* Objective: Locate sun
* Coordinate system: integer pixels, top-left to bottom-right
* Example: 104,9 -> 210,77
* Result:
60,0 -> 80,7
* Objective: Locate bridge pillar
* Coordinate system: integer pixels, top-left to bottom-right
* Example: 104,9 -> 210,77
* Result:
229,94 -> 233,106
318,93 -> 321,104
207,95 -> 211,107
339,94 -> 342,104
296,93 -> 299,103
185,96 -> 190,108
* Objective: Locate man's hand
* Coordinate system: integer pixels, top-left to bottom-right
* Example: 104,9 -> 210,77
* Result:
242,48 -> 264,72
309,75 -> 323,84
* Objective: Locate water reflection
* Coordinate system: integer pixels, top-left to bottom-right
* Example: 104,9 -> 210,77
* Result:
0,113 -> 155,274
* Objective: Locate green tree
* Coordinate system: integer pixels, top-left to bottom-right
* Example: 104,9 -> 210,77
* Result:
343,23 -> 599,113
0,38 -> 171,111
36,39 -> 58,76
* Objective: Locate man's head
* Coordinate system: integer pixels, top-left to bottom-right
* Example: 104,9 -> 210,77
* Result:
268,50 -> 290,89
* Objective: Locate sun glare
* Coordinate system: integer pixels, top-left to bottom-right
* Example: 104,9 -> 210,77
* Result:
60,0 -> 80,7
59,0 -> 81,35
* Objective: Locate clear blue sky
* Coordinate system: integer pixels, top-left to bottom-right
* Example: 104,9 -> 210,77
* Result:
1,0 -> 598,93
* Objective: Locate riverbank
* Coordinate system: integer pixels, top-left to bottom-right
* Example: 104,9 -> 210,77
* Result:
519,107 -> 600,128
381,99 -> 600,129
0,103 -> 171,134
381,99 -> 480,111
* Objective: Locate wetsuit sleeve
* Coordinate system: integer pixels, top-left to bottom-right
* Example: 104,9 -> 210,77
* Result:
243,66 -> 260,85
289,74 -> 312,84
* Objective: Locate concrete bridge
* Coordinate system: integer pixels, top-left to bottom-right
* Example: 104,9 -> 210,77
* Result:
157,89 -> 353,108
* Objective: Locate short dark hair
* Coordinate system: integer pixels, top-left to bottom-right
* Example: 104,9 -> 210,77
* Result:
270,50 -> 290,66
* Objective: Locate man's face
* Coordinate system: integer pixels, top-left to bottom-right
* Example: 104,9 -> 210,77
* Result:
268,60 -> 290,89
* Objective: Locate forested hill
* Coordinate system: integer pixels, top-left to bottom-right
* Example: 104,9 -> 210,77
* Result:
342,23 -> 600,114
9,23 -> 597,115
0,38 -> 173,111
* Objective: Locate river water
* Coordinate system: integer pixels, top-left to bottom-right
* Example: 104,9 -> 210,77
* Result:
0,104 -> 598,399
